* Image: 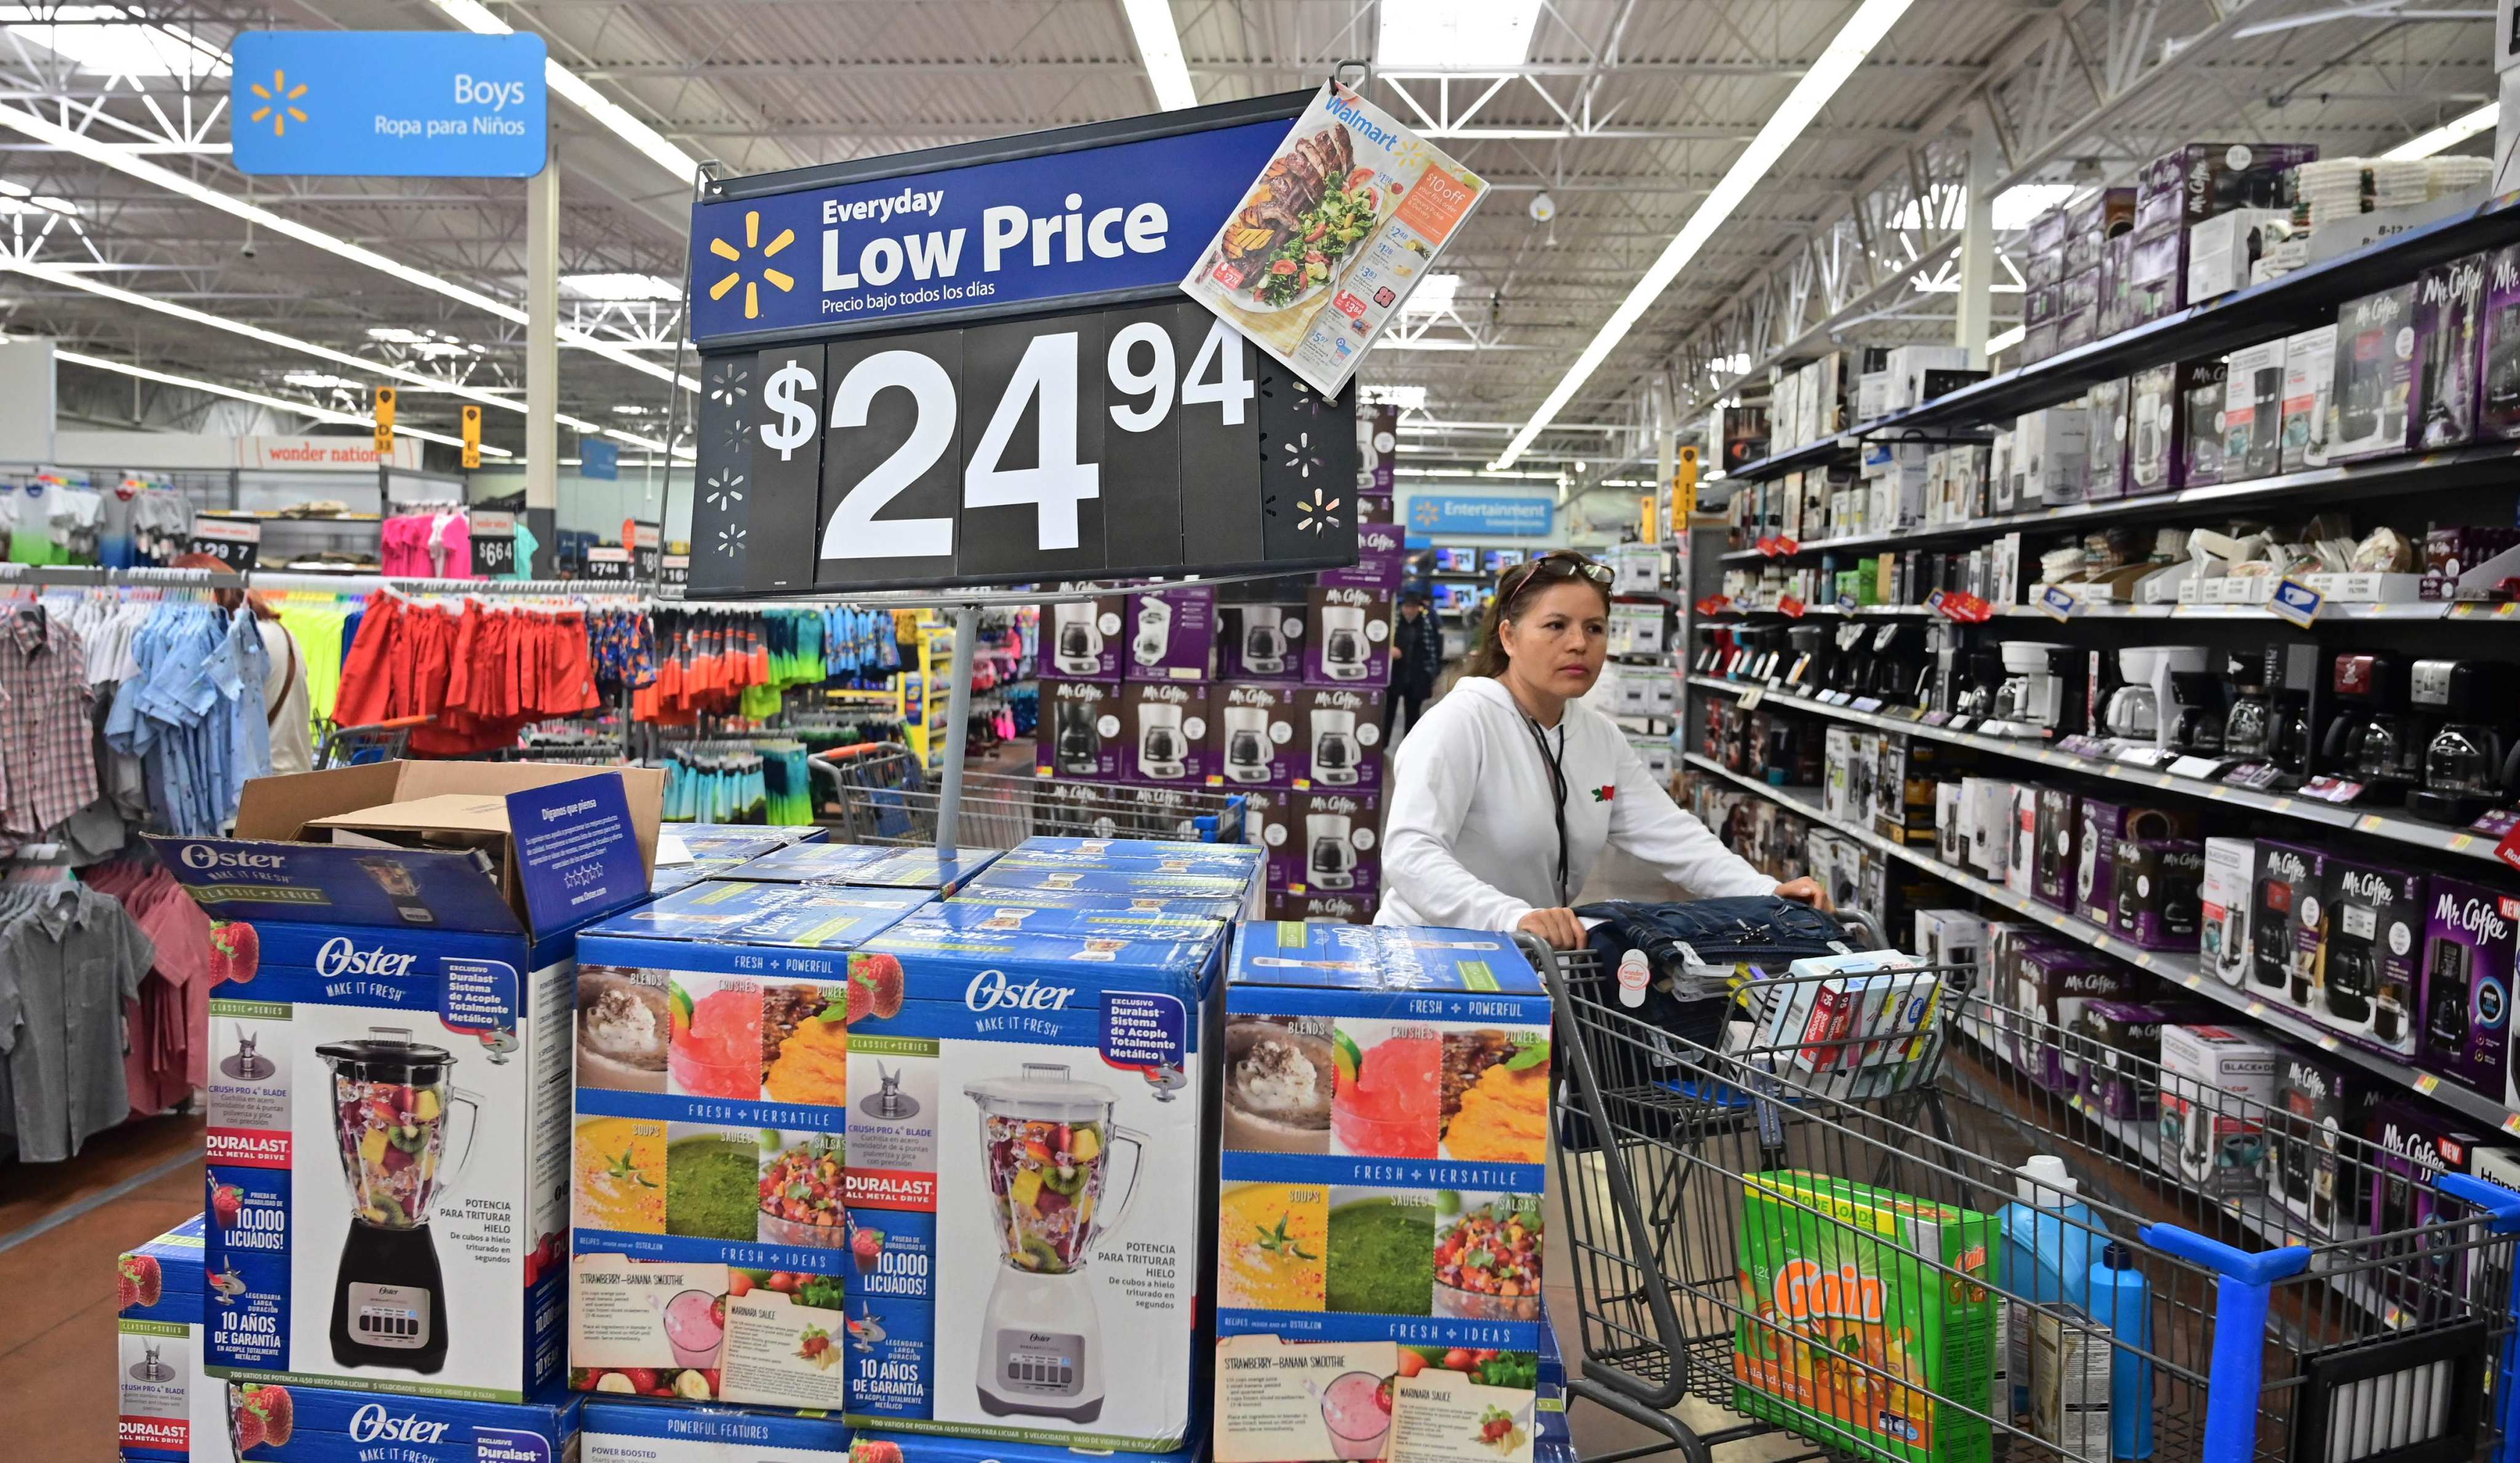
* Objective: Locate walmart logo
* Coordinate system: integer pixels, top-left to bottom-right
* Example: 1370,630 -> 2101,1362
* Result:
1411,499 -> 1441,527
247,69 -> 309,137
708,210 -> 795,321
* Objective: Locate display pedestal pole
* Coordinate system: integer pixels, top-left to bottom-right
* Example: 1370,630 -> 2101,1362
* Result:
934,604 -> 979,859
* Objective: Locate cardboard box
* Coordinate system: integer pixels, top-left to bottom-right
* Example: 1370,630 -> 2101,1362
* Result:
2367,1100 -> 2502,1309
2268,1056 -> 2380,1237
2180,359 -> 2231,488
2084,379 -> 2130,502
1262,889 -> 1378,924
2410,252 -> 2488,451
1038,677 -> 1127,780
1118,679 -> 1215,787
2033,789 -> 2079,913
2281,325 -> 2339,471
1292,684 -> 1387,793
2159,1025 -> 2280,1197
1732,1172 -> 1996,1463
1278,789 -> 1382,899
724,841 -> 997,894
1122,585 -> 1217,683
2329,283 -> 2418,459
2477,242 -> 2520,442
1044,596 -> 1127,681
2014,407 -> 2089,507
118,1216 -> 214,1461
1304,587 -> 1391,687
214,1382 -> 581,1461
2010,946 -> 2138,1091
2221,340 -> 2287,483
2186,208 -> 2292,302
1218,923 -> 1551,1449
1210,681 -> 1302,789
1218,602 -> 1305,682
2421,876 -> 2516,1102
2314,858 -> 2426,1057
582,1400 -> 850,1461
2078,1001 -> 2180,1121
836,901 -> 1231,1449
2111,838 -> 2203,951
155,763 -> 663,1402
2255,841 -> 2325,1014
940,879 -> 1242,924
1322,521 -> 1406,591
2199,838 -> 2258,988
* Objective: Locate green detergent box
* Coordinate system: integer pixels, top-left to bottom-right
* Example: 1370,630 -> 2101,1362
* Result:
1733,1171 -> 1996,1463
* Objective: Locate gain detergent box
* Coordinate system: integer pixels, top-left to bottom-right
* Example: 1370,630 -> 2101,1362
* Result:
580,1398 -> 851,1461
838,909 -> 1229,1452
119,1216 -> 214,1460
1732,1171 -> 1996,1463
567,880 -> 934,1411
1214,923 -> 1551,1463
154,764 -> 666,1403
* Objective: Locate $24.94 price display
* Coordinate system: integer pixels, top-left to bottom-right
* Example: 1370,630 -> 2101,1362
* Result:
692,300 -> 1357,596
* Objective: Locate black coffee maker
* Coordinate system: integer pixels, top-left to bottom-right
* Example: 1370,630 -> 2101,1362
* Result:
2225,645 -> 2316,783
1782,625 -> 1830,691
1866,623 -> 1925,705
1825,624 -> 1871,695
2167,670 -> 2226,753
2406,658 -> 2520,823
2319,652 -> 2420,792
1055,700 -> 1101,776
1951,639 -> 2006,720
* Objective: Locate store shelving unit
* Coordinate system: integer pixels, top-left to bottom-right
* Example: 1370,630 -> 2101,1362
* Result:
1681,748 -> 2520,1136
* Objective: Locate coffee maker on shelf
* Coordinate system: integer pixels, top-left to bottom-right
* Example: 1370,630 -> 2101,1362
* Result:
1951,639 -> 2006,721
2406,659 -> 2520,822
2102,646 -> 2209,755
2223,645 -> 2316,785
1991,641 -> 2076,738
1865,623 -> 1926,705
1782,625 -> 1830,692
2166,669 -> 2226,754
2319,652 -> 2422,794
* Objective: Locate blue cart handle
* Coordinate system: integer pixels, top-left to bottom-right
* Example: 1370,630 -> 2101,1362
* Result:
2138,1225 -> 2311,1463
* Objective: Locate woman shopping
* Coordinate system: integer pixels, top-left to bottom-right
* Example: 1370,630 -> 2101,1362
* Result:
1378,550 -> 1823,947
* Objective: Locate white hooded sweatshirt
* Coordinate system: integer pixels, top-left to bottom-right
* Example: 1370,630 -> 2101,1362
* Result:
1377,676 -> 1778,931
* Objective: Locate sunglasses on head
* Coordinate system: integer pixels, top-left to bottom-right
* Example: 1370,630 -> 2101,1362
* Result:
1501,553 -> 1614,597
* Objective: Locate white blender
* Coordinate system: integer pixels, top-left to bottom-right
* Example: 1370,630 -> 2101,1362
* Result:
1221,706 -> 1273,784
964,1065 -> 1143,1422
1131,598 -> 1172,668
1052,603 -> 1105,676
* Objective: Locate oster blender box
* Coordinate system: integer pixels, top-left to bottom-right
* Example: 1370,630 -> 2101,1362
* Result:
836,911 -> 1229,1453
1215,924 -> 1550,1463
567,880 -> 932,1411
725,841 -> 1001,896
119,1216 -> 212,1461
581,1399 -> 850,1461
1123,585 -> 1217,683
985,836 -> 1268,881
938,882 -> 1244,924
964,860 -> 1265,920
212,1383 -> 581,1462
151,763 -> 665,1403
845,1429 -> 1206,1463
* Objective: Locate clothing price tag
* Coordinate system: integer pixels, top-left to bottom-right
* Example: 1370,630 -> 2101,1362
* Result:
2270,576 -> 2324,628
186,514 -> 261,571
660,553 -> 689,590
2038,584 -> 2077,622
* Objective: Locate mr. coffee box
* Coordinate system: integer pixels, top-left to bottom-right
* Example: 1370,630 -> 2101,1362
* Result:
1210,682 -> 1302,789
2200,838 -> 2258,988
1218,923 -> 1551,1460
1123,584 -> 1217,683
1038,678 -> 1126,781
570,881 -> 932,1411
1220,603 -> 1305,682
2281,325 -> 2339,471
1294,685 -> 1387,793
2329,284 -> 2418,459
2255,841 -> 2325,1011
1118,680 -> 1215,787
1044,598 -> 1126,681
1303,587 -> 1393,688
2410,252 -> 2487,451
2422,876 -> 2516,1102
2267,1055 -> 2380,1238
2479,243 -> 2520,442
1272,790 -> 1382,899
2313,857 -> 2426,1058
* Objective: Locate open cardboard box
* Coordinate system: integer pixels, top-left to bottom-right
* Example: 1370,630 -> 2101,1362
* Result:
157,760 -> 665,943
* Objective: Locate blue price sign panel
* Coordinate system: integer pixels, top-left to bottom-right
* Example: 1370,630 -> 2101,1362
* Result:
1404,494 -> 1554,537
230,31 -> 548,178
688,94 -> 1361,598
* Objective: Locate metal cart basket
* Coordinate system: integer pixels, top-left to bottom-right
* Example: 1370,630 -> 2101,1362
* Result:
1531,927 -> 2520,1463
810,743 -> 1249,848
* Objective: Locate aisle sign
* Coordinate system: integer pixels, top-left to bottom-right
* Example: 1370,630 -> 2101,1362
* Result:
1406,495 -> 1553,537
686,93 -> 1360,598
461,405 -> 482,469
230,31 -> 548,178
372,387 -> 396,455
581,438 -> 618,480
188,514 -> 262,571
1180,82 -> 1489,398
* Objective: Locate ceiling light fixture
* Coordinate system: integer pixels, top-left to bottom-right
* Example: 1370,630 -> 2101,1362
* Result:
1116,0 -> 1197,110
1495,0 -> 1918,467
563,271 -> 681,301
1399,272 -> 1463,316
49,343 -> 509,455
426,0 -> 699,183
1375,0 -> 1545,69
0,4 -> 225,78
0,103 -> 695,391
2383,102 -> 2498,161
1985,323 -> 2026,355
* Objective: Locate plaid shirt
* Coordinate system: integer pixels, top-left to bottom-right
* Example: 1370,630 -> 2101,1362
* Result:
0,607 -> 97,839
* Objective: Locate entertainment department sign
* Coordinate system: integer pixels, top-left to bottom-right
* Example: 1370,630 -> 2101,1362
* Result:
230,31 -> 548,178
1407,493 -> 1554,537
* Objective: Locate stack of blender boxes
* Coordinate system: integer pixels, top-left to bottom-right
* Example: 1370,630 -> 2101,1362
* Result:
650,823 -> 830,896
1037,540 -> 1403,928
1214,921 -> 1553,1463
131,762 -> 668,1456
580,1401 -> 1215,1462
569,835 -> 1260,1454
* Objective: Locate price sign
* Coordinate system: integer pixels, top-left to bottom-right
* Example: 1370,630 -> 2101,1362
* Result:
695,300 -> 1354,595
2271,576 -> 2324,628
660,552 -> 689,590
1778,595 -> 1807,619
583,546 -> 633,582
187,514 -> 261,571
1929,588 -> 1994,623
471,509 -> 516,577
625,519 -> 662,580
2038,584 -> 2078,622
1694,594 -> 1731,617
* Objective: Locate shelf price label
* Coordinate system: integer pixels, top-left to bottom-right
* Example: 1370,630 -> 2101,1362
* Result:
2271,576 -> 2324,628
1929,588 -> 1993,623
694,300 -> 1356,596
186,515 -> 261,571
2495,820 -> 2520,873
2038,584 -> 2078,622
1694,594 -> 1731,617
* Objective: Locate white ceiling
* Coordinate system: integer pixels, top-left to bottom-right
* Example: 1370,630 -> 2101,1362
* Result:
0,0 -> 2497,475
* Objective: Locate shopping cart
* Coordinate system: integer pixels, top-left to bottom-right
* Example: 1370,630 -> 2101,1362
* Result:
1534,924 -> 2520,1463
316,714 -> 433,768
809,742 -> 1250,849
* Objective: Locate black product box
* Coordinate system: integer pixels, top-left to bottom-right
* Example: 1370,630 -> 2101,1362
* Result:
2114,838 -> 2204,950
1218,601 -> 1304,681
2180,359 -> 2231,489
2033,788 -> 2079,913
2255,840 -> 2325,1012
2478,242 -> 2520,440
2129,361 -> 2222,494
1038,676 -> 1125,779
2140,142 -> 2319,229
2268,1054 -> 2382,1237
2065,187 -> 2138,276
2314,857 -> 2426,1059
2221,340 -> 2286,484
2330,283 -> 2418,459
2410,252 -> 2488,451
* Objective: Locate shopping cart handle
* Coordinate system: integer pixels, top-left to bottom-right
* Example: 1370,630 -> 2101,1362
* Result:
815,744 -> 892,763
2438,1172 -> 2520,1235
2136,1224 -> 2311,1285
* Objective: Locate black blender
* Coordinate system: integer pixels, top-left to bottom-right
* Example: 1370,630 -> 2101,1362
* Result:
2406,658 -> 2520,823
2319,652 -> 2420,794
319,1031 -> 474,1373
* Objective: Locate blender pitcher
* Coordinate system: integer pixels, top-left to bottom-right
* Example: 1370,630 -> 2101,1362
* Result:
317,1029 -> 479,1373
964,1064 -> 1146,1421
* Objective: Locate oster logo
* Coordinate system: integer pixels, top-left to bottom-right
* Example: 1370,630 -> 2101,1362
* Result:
180,844 -> 284,872
1773,1257 -> 1884,1325
350,1404 -> 453,1445
314,937 -> 418,981
964,969 -> 1077,1012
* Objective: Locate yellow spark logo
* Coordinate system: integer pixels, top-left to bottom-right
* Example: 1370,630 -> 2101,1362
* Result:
247,70 -> 308,137
707,210 -> 794,321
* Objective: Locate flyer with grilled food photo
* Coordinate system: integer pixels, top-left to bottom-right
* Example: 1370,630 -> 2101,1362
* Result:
1183,81 -> 1487,396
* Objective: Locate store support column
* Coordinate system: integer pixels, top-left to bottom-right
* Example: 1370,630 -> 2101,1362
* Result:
1954,102 -> 1997,367
525,140 -> 559,575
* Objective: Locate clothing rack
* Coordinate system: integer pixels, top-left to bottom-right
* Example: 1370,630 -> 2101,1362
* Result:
0,564 -> 242,589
